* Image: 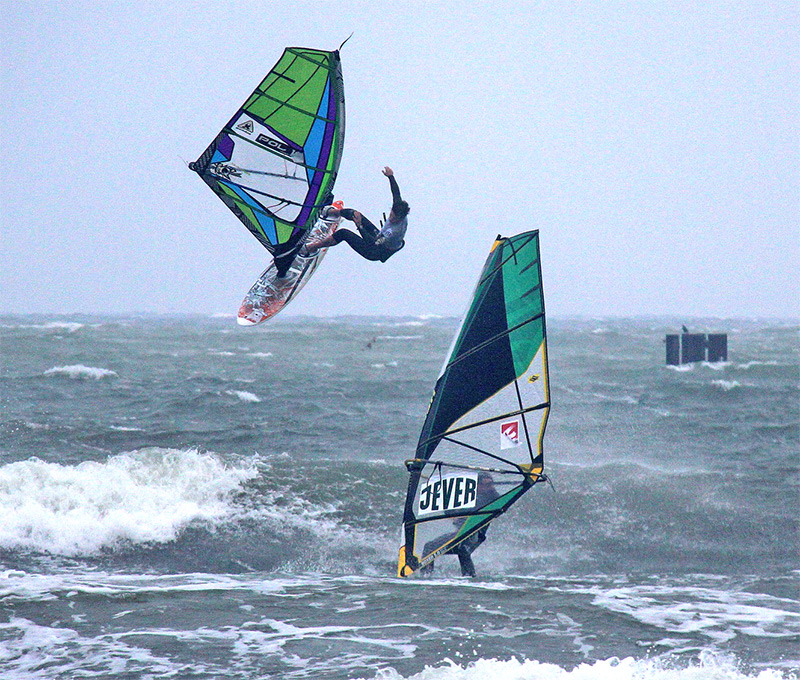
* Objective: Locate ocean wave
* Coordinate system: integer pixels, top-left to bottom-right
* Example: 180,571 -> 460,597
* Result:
712,380 -> 741,392
14,321 -> 85,333
0,616 -> 181,679
371,361 -> 399,369
225,389 -> 262,403
665,364 -> 696,373
564,583 -> 800,645
738,361 -> 782,370
0,448 -> 258,555
43,364 -> 117,380
351,654 -> 797,679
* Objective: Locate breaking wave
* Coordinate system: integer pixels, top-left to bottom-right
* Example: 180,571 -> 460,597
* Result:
0,448 -> 258,555
43,364 -> 117,380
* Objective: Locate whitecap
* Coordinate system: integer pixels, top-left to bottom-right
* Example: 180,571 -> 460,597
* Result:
226,390 -> 261,403
712,380 -> 741,391
665,364 -> 694,373
20,321 -> 84,333
738,360 -> 781,369
44,365 -> 117,380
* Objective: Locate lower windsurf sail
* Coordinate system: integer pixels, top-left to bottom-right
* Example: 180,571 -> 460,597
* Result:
189,47 -> 345,270
398,230 -> 550,577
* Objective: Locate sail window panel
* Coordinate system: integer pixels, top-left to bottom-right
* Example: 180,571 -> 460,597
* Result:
412,515 -> 469,563
214,144 -> 308,222
444,366 -> 522,434
421,437 -> 518,473
444,415 -> 538,469
417,334 -> 515,458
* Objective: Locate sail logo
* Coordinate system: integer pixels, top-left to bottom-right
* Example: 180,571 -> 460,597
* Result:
500,419 -> 520,449
235,119 -> 254,134
418,472 -> 478,516
256,134 -> 294,157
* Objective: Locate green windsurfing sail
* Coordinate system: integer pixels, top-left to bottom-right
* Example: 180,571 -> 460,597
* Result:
398,230 -> 550,577
190,47 -> 345,267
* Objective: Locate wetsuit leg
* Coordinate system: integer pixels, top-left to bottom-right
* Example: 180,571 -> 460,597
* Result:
456,548 -> 476,577
334,230 -> 386,261
453,530 -> 486,576
356,214 -> 381,242
340,209 -> 381,242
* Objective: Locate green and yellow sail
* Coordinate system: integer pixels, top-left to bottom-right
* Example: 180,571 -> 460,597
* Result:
398,231 -> 550,577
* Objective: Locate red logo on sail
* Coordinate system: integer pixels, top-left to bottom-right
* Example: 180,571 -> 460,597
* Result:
500,419 -> 520,449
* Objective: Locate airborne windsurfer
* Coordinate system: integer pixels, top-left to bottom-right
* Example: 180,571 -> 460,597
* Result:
302,167 -> 409,261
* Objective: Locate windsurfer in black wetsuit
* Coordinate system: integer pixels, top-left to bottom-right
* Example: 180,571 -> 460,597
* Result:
302,167 -> 409,261
420,473 -> 500,577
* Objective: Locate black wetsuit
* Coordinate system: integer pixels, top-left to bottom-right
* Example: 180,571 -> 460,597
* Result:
332,212 -> 398,262
332,175 -> 407,261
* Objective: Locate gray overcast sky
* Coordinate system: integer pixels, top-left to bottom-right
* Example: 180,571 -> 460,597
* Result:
2,1 -> 797,318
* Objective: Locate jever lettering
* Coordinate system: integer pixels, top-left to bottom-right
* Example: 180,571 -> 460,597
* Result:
418,472 -> 479,516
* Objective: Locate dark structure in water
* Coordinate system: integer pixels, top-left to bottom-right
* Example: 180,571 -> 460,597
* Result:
666,330 -> 728,365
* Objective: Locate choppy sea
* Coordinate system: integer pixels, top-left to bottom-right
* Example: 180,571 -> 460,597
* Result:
0,314 -> 797,679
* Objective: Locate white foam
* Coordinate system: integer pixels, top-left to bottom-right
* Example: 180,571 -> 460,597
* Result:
43,364 -> 117,380
712,380 -> 741,391
350,655 -> 794,679
738,361 -> 781,369
0,616 -> 182,678
565,583 -> 800,645
665,364 -> 695,373
225,390 -> 261,403
19,321 -> 84,332
702,361 -> 730,371
247,352 -> 274,358
0,449 -> 258,555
